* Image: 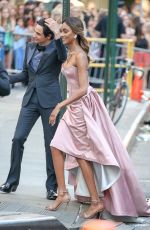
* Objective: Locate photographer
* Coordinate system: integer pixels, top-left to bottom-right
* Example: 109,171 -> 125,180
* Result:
0,61 -> 10,96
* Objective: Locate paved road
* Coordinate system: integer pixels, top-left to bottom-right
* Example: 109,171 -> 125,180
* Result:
0,85 -> 150,229
130,112 -> 150,198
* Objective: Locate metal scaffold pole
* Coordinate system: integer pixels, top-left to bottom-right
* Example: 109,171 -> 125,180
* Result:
104,0 -> 118,105
62,0 -> 70,21
60,0 -> 70,116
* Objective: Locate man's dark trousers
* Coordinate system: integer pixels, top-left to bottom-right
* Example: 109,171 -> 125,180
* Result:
7,89 -> 58,191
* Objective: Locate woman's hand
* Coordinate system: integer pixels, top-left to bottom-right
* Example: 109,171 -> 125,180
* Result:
49,104 -> 61,126
45,18 -> 60,38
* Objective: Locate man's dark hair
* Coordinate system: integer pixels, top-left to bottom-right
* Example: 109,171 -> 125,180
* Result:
37,18 -> 54,40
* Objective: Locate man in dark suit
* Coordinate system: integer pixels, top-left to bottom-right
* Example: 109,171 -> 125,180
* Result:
0,18 -> 67,200
0,62 -> 10,96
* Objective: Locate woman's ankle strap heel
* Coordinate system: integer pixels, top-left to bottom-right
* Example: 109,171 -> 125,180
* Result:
80,199 -> 104,219
46,189 -> 71,211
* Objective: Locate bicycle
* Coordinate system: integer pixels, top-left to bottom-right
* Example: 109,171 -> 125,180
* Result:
106,59 -> 134,125
89,59 -> 134,125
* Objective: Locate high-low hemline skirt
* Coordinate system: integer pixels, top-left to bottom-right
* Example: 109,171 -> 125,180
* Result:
50,86 -> 150,217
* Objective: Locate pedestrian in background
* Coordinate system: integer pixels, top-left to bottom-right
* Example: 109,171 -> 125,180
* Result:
13,17 -> 29,70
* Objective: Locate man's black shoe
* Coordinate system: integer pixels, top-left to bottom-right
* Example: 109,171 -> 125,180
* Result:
47,189 -> 57,200
0,182 -> 17,193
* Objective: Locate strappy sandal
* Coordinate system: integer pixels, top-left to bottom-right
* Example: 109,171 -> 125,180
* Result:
80,199 -> 104,219
46,190 -> 71,211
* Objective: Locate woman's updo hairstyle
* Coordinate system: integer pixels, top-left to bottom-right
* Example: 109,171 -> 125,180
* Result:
63,17 -> 89,60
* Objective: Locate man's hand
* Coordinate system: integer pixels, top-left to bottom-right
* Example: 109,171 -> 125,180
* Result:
45,18 -> 61,39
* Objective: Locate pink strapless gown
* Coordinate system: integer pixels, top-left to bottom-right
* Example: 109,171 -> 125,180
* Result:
50,65 -> 150,217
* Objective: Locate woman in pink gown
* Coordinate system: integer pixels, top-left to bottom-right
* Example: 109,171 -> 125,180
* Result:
45,17 -> 150,218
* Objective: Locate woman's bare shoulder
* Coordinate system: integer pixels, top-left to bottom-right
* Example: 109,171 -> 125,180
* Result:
76,50 -> 87,58
76,51 -> 88,66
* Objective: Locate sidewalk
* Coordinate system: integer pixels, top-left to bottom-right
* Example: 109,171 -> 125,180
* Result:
0,87 -> 150,229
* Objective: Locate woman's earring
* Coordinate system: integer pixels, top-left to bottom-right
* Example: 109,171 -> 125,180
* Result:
74,34 -> 77,39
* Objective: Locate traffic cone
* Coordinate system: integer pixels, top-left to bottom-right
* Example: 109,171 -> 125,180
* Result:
130,65 -> 144,102
80,219 -> 122,230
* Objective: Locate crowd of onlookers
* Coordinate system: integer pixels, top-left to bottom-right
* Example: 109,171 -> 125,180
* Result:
0,0 -> 150,76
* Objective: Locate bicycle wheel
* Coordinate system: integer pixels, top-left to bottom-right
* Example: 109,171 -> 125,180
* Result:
106,83 -> 129,125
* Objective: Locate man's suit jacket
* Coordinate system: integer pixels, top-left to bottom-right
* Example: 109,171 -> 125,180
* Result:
0,62 -> 10,96
10,39 -> 67,108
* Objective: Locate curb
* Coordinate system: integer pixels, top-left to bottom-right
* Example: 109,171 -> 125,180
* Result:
0,213 -> 67,230
123,101 -> 150,151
